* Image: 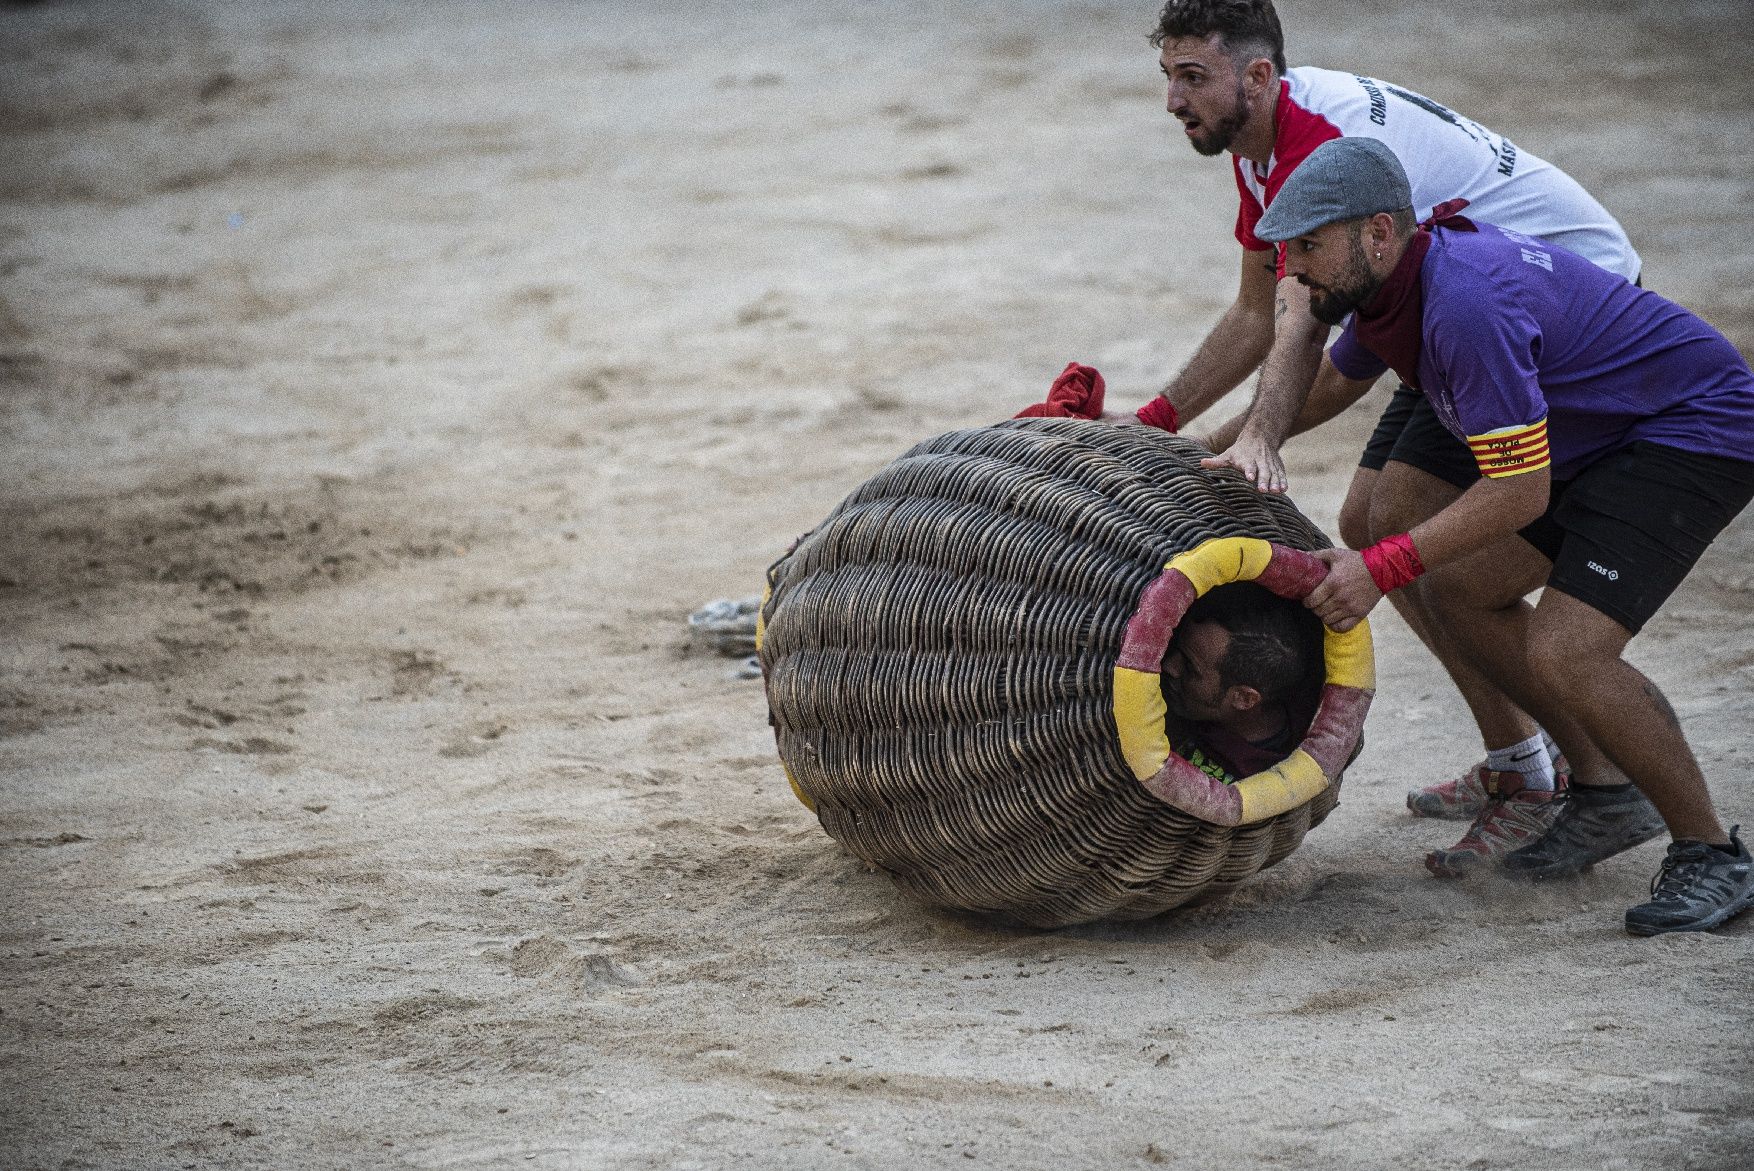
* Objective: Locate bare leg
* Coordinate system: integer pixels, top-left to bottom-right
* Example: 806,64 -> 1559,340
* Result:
1336,466 -> 1378,552
1526,590 -> 1727,844
1367,462 -> 1542,751
1417,537 -> 1632,790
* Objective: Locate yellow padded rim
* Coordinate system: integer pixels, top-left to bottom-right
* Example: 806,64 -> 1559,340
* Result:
1163,536 -> 1274,597
1114,666 -> 1171,782
1322,619 -> 1375,692
1235,748 -> 1329,823
1114,536 -> 1374,825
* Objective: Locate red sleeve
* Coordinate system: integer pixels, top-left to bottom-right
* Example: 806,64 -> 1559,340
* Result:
1248,80 -> 1345,276
1233,158 -> 1271,253
1264,85 -> 1345,202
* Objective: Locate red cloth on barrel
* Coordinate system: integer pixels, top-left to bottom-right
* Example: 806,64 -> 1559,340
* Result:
1014,362 -> 1106,419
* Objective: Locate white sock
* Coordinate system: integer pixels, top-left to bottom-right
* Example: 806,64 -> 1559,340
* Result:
1540,729 -> 1564,767
1488,734 -> 1556,791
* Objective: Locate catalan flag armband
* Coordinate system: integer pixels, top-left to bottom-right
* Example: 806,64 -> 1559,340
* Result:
1466,418 -> 1550,479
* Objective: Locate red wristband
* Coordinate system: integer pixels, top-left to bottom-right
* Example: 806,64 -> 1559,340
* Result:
1361,532 -> 1426,594
1135,396 -> 1180,433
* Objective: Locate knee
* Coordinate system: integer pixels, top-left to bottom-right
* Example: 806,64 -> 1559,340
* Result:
1525,624 -> 1582,701
1418,564 -> 1493,612
1527,602 -> 1632,703
1366,466 -> 1458,544
1367,488 -> 1428,544
1337,492 -> 1372,551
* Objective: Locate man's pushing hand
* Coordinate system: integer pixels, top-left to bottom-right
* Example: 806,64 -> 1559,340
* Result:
1304,548 -> 1382,632
1200,431 -> 1288,494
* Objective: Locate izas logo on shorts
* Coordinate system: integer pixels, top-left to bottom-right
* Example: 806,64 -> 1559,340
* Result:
1587,560 -> 1620,582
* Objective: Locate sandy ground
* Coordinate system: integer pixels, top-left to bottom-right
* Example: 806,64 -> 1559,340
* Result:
3,1 -> 1753,1167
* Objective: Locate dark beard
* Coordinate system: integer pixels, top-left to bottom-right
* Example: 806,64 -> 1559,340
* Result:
1309,285 -> 1365,325
1307,233 -> 1382,324
1189,80 -> 1251,157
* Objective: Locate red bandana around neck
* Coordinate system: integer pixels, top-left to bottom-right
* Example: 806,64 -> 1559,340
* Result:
1350,199 -> 1476,390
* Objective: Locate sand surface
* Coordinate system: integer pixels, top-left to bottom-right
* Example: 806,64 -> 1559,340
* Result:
3,1 -> 1753,1167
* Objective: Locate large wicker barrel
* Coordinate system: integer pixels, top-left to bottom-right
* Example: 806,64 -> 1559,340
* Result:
758,419 -> 1373,927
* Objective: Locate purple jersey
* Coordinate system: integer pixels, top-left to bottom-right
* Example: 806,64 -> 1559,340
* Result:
1330,225 -> 1754,480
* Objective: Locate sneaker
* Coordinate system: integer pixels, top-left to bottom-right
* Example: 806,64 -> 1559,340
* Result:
1408,755 -> 1573,821
1407,761 -> 1491,820
1625,828 -> 1754,936
1501,783 -> 1667,880
1425,772 -> 1564,879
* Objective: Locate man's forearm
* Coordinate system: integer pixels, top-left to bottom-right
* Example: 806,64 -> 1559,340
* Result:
1203,354 -> 1376,452
1308,468 -> 1551,632
1161,300 -> 1275,424
1236,281 -> 1328,447
1156,248 -> 1279,426
1405,470 -> 1550,571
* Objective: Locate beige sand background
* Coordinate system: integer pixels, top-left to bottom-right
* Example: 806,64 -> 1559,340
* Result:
3,1 -> 1752,1167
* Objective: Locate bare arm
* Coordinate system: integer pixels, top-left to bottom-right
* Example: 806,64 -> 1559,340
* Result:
1305,469 -> 1550,632
1198,278 -> 1330,492
1406,469 -> 1550,566
1199,352 -> 1382,453
1152,249 -> 1278,424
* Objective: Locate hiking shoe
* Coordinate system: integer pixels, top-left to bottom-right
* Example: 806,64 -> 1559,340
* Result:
1625,828 -> 1754,936
1425,773 -> 1564,879
1409,753 -> 1575,821
1408,760 -> 1491,820
1501,783 -> 1667,880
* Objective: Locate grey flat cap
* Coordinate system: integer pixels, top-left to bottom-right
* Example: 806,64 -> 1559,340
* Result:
1255,136 -> 1413,242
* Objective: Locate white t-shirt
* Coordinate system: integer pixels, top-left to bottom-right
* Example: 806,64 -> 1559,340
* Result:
1234,67 -> 1640,280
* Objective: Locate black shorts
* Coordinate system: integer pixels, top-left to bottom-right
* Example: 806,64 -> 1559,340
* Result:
1517,442 -> 1754,634
1357,382 -> 1480,489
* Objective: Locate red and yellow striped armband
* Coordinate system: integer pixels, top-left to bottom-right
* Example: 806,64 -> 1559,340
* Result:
1466,419 -> 1550,479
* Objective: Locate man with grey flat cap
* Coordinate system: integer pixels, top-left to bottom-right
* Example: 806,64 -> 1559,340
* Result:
1266,136 -> 1754,935
1144,0 -> 1644,866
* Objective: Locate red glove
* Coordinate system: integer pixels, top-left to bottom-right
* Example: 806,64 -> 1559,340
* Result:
1014,362 -> 1106,420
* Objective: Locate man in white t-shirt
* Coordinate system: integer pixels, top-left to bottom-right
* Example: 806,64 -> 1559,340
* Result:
1126,0 -> 1643,875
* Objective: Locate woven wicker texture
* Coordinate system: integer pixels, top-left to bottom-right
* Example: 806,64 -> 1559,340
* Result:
760,419 -> 1346,927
